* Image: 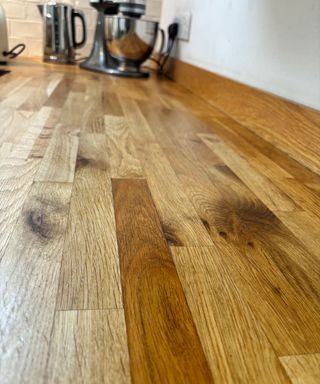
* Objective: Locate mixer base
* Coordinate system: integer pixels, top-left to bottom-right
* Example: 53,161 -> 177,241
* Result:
80,62 -> 149,78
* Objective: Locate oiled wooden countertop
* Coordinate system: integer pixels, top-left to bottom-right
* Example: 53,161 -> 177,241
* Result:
0,59 -> 319,384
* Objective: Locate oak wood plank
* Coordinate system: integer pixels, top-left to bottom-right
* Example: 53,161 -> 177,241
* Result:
0,158 -> 40,260
0,80 -> 35,109
201,114 -> 320,184
202,117 -> 320,183
0,182 -> 72,384
276,210 -> 320,259
74,133 -> 110,192
172,247 -> 290,384
104,115 -> 144,178
0,110 -> 34,145
273,178 -> 320,218
29,125 -> 56,159
208,241 -> 320,355
9,124 -> 43,160
57,177 -> 122,310
7,107 -> 56,160
280,354 -> 320,384
138,102 -> 214,148
139,142 -> 212,246
121,100 -> 211,246
102,91 -> 124,116
57,130 -> 122,310
112,178 -> 213,384
0,142 -> 12,161
200,133 -> 298,212
167,142 -> 320,302
170,59 -> 320,175
35,131 -> 79,182
19,73 -> 63,111
44,76 -> 74,108
119,96 -> 156,146
54,91 -> 87,135
0,75 -> 30,100
46,310 -> 131,383
163,139 -> 320,348
208,116 -> 295,180
81,86 -> 123,133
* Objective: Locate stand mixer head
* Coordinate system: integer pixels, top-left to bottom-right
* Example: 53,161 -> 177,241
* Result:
80,0 -> 158,78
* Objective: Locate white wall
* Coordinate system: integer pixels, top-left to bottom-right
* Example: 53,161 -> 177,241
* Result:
161,0 -> 320,110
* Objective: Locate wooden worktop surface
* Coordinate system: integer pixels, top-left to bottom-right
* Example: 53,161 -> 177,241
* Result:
0,59 -> 319,384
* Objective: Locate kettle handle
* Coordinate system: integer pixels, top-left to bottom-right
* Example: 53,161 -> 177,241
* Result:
71,9 -> 87,49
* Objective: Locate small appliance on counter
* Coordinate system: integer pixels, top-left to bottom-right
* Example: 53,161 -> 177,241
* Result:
80,0 -> 158,78
0,4 -> 26,64
38,1 -> 87,64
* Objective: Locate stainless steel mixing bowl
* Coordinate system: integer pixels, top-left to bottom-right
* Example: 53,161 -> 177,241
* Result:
105,16 -> 158,72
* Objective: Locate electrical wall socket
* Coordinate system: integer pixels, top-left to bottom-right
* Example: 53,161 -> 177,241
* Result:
175,11 -> 192,41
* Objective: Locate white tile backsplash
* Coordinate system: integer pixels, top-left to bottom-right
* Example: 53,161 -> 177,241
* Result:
1,0 -> 162,58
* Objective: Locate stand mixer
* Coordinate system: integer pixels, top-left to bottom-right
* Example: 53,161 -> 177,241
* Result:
80,1 -> 158,78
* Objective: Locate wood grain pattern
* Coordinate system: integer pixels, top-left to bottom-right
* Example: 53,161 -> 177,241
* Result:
199,133 -> 298,212
169,58 -> 320,174
167,141 -> 320,305
44,76 -> 74,108
1,80 -> 35,109
57,130 -> 122,310
276,210 -> 320,259
104,115 -> 144,178
19,73 -> 63,111
138,142 -> 212,246
172,247 -> 290,384
121,99 -> 212,246
1,59 -> 320,383
207,241 -> 320,355
112,179 -> 213,384
0,142 -> 12,161
0,158 -> 40,260
0,182 -> 72,384
280,354 -> 320,384
30,125 -> 56,159
35,131 -> 79,182
206,116 -> 295,180
119,96 -> 156,145
57,178 -> 122,310
46,310 -> 131,383
9,124 -> 43,160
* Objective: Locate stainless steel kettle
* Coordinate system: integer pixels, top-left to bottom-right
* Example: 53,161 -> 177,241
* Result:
38,2 -> 87,64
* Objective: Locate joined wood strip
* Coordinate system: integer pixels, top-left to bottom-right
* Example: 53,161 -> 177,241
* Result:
169,59 -> 320,175
57,178 -> 122,310
35,132 -> 79,183
162,135 -> 320,307
30,125 -> 56,159
104,116 -> 144,178
199,133 -> 298,212
46,310 -> 131,383
112,178 -> 213,384
0,182 -> 72,384
172,246 -> 290,384
279,354 -> 320,384
57,133 -> 122,310
121,99 -> 212,246
19,73 -> 63,111
44,76 -> 74,108
0,158 -> 40,261
202,114 -> 320,184
205,241 -> 320,355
